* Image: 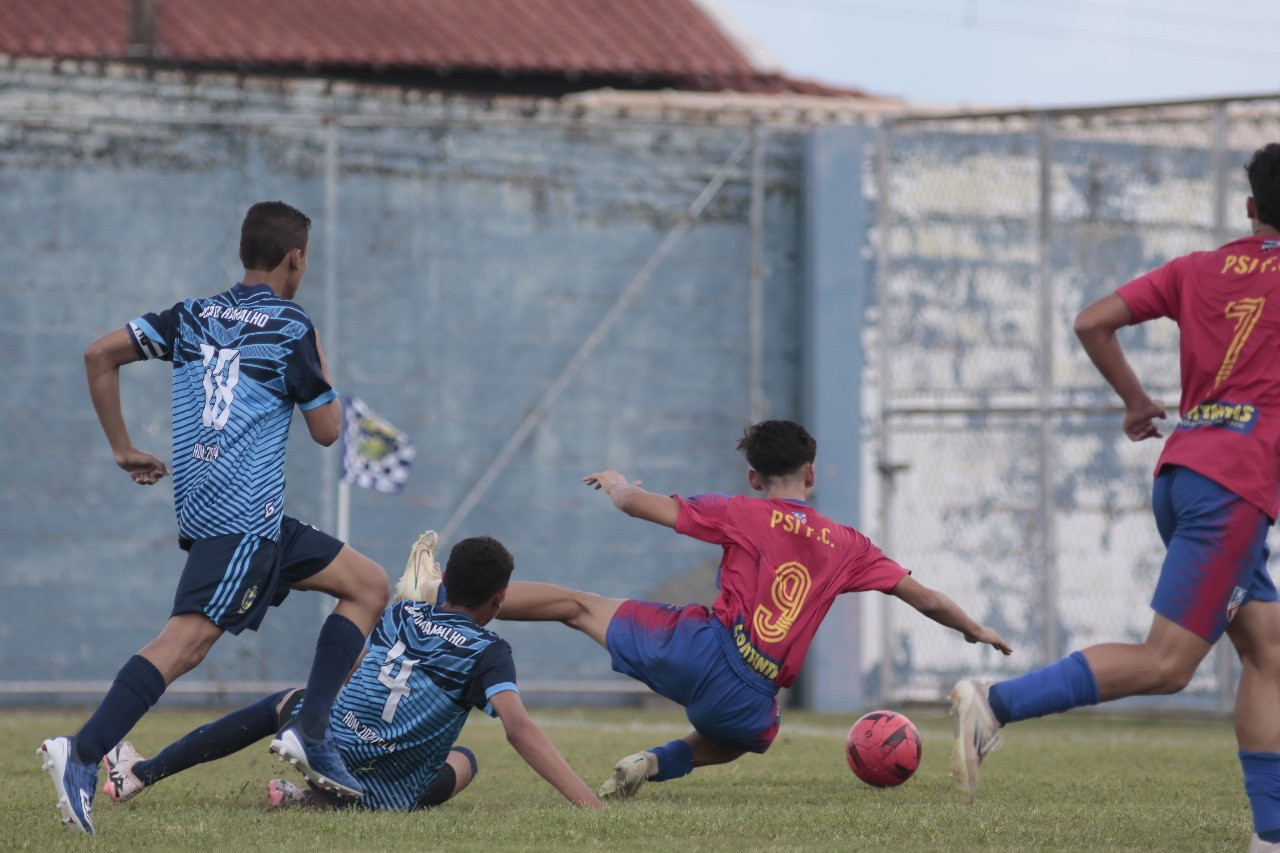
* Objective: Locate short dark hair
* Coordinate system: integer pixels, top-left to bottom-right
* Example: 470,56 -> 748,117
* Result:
736,419 -> 817,479
1246,144 -> 1280,229
239,201 -> 311,271
442,536 -> 514,608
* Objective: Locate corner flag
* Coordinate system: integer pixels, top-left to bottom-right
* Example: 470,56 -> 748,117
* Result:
339,396 -> 416,493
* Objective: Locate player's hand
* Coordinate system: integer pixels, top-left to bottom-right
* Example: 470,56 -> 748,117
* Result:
583,470 -> 639,495
965,625 -> 1012,656
1122,398 -> 1167,442
115,448 -> 169,485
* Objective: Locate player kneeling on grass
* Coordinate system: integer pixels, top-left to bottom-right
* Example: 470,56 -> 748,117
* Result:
101,535 -> 603,812
498,419 -> 1012,799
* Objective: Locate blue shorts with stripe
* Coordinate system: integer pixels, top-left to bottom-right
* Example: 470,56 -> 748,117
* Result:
606,600 -> 781,753
172,516 -> 343,635
1150,465 -> 1276,643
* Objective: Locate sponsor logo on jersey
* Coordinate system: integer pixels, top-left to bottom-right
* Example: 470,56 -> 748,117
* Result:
1262,241 -> 1280,253
239,585 -> 258,614
340,709 -> 400,753
1227,585 -> 1247,622
192,442 -> 221,462
264,501 -> 276,519
1175,401 -> 1258,435
198,303 -> 271,328
731,622 -> 780,682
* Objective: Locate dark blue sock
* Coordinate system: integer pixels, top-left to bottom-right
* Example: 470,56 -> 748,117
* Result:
293,614 -> 365,744
1241,751 -> 1280,841
987,650 -> 1100,725
650,739 -> 694,782
134,690 -> 290,786
75,655 -> 167,765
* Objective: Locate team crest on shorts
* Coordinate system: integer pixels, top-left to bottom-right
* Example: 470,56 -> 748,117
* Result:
239,585 -> 259,614
1227,586 -> 1247,622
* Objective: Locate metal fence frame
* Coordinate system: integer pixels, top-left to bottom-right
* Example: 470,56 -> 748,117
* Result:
870,95 -> 1280,712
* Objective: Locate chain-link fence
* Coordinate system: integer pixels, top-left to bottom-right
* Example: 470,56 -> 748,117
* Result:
866,97 -> 1280,711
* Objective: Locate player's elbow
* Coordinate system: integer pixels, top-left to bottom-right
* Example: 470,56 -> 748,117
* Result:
84,336 -> 118,373
310,425 -> 340,447
1073,295 -> 1130,342
503,717 -> 538,751
305,405 -> 342,446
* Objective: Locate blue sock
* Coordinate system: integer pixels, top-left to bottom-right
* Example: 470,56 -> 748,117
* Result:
1241,751 -> 1280,841
75,655 -> 167,765
134,690 -> 290,786
293,614 -> 365,744
986,650 -> 1100,725
649,739 -> 694,782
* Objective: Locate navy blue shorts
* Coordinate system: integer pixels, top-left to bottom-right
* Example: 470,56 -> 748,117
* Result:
606,600 -> 781,753
1150,466 -> 1276,642
172,516 -> 344,635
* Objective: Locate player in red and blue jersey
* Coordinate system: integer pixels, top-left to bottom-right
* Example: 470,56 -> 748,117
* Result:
38,202 -> 390,835
499,419 -> 1011,798
951,144 -> 1280,851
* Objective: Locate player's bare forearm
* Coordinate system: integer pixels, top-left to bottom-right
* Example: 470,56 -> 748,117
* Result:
583,470 -> 679,528
503,714 -> 604,809
1074,294 -> 1166,441
890,576 -> 1012,655
85,328 -> 168,485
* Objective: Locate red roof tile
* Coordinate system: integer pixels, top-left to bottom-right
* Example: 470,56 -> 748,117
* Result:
0,0 -> 809,88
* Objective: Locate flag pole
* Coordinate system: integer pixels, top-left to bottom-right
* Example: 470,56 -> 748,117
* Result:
337,477 -> 351,543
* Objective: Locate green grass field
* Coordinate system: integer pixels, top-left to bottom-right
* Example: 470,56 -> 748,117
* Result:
0,704 -> 1250,852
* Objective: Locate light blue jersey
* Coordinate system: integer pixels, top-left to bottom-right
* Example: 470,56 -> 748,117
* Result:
127,282 -> 336,542
332,601 -> 518,811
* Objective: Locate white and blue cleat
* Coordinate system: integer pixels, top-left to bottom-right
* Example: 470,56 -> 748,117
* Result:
269,725 -> 363,799
38,736 -> 98,834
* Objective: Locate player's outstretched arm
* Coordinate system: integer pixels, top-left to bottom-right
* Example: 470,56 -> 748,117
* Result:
490,691 -> 604,809
583,470 -> 679,528
889,576 -> 1012,656
84,327 -> 168,485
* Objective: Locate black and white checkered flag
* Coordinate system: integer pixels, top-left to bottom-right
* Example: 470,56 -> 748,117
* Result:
339,396 -> 416,493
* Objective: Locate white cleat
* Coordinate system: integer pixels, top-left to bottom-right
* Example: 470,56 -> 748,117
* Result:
948,679 -> 1003,804
394,530 -> 443,603
598,751 -> 655,800
102,741 -> 146,804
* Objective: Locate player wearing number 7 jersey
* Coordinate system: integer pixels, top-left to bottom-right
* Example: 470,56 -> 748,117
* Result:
498,419 -> 1011,799
39,201 -> 389,834
950,143 -> 1280,851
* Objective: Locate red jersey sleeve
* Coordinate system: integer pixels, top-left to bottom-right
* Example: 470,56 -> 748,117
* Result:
839,533 -> 910,594
1116,257 -> 1183,323
673,493 -> 738,545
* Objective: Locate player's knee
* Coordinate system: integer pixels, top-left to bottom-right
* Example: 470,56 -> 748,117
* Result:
1146,657 -> 1196,694
450,746 -> 478,791
343,552 -> 391,611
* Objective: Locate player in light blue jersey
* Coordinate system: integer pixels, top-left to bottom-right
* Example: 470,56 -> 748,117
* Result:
98,535 -> 603,812
39,202 -> 391,835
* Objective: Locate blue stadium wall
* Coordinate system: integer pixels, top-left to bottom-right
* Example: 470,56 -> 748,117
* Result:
0,62 -> 870,710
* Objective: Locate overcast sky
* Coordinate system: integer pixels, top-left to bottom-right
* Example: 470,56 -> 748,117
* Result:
715,0 -> 1280,109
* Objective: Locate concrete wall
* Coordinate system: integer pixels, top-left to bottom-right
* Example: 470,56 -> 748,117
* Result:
0,61 -> 828,704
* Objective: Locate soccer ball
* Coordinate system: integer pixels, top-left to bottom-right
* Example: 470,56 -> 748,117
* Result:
845,710 -> 922,788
